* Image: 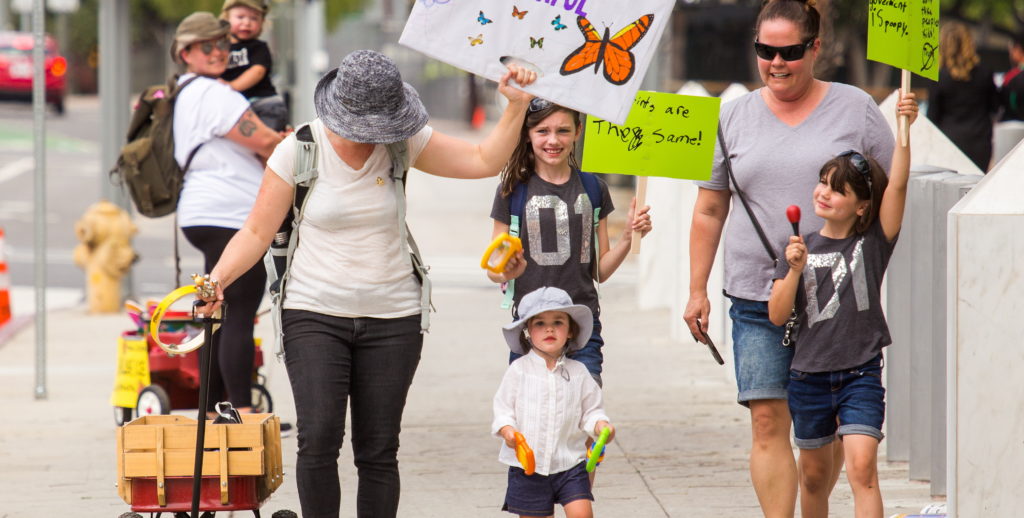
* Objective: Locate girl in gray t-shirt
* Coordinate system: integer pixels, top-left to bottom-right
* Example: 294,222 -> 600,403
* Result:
767,91 -> 919,517
487,99 -> 653,386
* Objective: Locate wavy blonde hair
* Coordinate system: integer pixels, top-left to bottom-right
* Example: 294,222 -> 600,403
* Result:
940,22 -> 979,81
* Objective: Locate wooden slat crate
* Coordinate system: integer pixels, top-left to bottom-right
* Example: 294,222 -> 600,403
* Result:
116,413 -> 283,507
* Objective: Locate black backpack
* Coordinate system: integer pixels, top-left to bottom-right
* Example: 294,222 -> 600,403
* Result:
110,75 -> 202,218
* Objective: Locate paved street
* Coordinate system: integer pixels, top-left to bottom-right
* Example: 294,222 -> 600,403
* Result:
0,97 -> 938,517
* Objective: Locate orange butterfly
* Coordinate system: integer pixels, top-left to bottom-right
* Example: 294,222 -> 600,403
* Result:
512,6 -> 527,19
559,14 -> 654,86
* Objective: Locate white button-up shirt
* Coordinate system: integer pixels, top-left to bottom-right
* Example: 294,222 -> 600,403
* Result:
491,350 -> 610,476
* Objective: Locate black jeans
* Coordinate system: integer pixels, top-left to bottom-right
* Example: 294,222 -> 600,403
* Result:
282,310 -> 424,518
182,225 -> 266,408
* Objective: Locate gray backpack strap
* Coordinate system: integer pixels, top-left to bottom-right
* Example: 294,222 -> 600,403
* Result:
264,124 -> 318,360
386,141 -> 432,333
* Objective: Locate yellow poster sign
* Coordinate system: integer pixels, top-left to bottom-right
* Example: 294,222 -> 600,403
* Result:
110,334 -> 150,408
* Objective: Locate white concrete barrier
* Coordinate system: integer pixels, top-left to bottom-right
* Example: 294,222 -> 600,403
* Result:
946,140 -> 1024,517
637,83 -> 749,385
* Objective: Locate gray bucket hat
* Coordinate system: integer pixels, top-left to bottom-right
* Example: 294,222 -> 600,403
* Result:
313,50 -> 429,144
172,12 -> 230,64
502,287 -> 594,355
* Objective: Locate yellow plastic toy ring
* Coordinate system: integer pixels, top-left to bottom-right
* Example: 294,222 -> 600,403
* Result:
149,285 -> 220,354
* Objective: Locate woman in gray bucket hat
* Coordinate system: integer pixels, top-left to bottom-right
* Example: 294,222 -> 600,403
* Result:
196,49 -> 536,517
171,11 -> 283,419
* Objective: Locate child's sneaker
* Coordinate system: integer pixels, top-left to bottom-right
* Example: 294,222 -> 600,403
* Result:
279,421 -> 294,437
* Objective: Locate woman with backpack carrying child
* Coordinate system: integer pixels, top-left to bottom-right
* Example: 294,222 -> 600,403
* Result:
170,11 -> 283,416
193,49 -> 538,518
487,99 -> 653,388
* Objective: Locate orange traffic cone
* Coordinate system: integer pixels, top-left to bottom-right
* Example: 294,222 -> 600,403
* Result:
0,227 -> 10,327
471,104 -> 486,130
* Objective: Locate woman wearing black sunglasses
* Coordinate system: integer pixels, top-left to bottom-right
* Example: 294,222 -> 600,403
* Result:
683,1 -> 895,516
170,12 -> 283,417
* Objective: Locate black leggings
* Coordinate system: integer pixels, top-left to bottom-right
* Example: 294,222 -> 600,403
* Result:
182,225 -> 266,408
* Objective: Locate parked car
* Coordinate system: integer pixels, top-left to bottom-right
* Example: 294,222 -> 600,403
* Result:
0,30 -> 67,114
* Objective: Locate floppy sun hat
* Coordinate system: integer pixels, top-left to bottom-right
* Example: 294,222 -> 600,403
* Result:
171,12 -> 230,64
503,287 -> 594,355
313,50 -> 430,144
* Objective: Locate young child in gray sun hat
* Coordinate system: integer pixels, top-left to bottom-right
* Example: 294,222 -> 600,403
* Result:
492,286 -> 615,518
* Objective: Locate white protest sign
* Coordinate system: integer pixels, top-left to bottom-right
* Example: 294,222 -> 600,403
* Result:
399,0 -> 675,125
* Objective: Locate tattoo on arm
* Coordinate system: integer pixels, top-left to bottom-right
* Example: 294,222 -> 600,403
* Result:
239,111 -> 258,137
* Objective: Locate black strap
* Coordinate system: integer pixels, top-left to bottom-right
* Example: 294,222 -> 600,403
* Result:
717,125 -> 779,265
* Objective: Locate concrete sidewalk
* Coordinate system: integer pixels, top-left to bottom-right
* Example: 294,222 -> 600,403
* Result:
0,277 -> 938,517
0,120 -> 937,517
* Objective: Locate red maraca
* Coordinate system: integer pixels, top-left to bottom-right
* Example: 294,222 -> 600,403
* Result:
786,205 -> 801,236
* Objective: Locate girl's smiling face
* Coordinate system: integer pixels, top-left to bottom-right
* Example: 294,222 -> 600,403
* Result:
527,311 -> 572,362
813,168 -> 869,227
528,110 -> 580,170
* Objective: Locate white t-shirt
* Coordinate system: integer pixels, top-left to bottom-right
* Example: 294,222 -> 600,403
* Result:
266,119 -> 434,318
173,73 -> 264,229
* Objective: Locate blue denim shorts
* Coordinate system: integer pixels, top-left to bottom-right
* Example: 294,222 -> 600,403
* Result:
729,296 -> 793,406
787,355 -> 886,449
502,462 -> 593,516
510,316 -> 604,386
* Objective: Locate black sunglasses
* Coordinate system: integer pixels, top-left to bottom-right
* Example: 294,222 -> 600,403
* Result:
754,39 -> 814,61
192,38 -> 231,55
528,98 -> 553,113
837,150 -> 872,189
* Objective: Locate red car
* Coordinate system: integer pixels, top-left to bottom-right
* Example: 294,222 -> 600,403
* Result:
0,30 -> 67,114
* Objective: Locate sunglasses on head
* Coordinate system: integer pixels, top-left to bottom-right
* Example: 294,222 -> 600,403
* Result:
192,38 -> 231,55
753,39 -> 814,61
837,150 -> 872,189
528,98 -> 553,113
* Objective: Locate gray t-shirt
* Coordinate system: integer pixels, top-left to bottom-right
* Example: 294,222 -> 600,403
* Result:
773,219 -> 897,372
697,83 -> 895,301
491,172 -> 614,316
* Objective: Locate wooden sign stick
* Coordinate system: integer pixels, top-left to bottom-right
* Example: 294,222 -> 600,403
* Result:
898,69 -> 911,147
630,176 -> 648,254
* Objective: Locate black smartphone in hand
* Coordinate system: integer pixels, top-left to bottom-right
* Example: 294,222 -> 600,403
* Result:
692,318 -> 724,365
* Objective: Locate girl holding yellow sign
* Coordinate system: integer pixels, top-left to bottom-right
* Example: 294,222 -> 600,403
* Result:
488,99 -> 653,387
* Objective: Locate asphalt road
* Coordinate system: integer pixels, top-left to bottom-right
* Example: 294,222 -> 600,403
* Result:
0,95 -> 205,296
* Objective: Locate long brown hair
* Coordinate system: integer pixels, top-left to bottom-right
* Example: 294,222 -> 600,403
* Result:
940,22 -> 979,81
818,152 -> 887,234
756,0 -> 820,43
498,103 -> 582,198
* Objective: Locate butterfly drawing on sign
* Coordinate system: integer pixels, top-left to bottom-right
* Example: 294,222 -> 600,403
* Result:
551,15 -> 567,31
530,36 -> 544,49
512,6 -> 528,19
477,10 -> 493,25
469,34 -> 484,46
559,14 -> 654,86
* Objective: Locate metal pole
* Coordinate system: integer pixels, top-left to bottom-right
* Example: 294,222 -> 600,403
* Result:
0,0 -> 10,30
31,0 -> 46,400
99,0 -> 129,205
99,0 -> 133,298
292,0 -> 324,125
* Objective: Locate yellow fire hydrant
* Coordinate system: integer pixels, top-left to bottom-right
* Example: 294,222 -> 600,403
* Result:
73,201 -> 138,313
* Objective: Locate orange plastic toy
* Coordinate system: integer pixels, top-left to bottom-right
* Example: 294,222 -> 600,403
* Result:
513,431 -> 536,475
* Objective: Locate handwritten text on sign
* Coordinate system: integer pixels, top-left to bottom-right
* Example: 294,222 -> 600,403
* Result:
581,91 -> 720,180
110,334 -> 151,408
866,0 -> 939,81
